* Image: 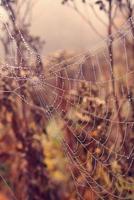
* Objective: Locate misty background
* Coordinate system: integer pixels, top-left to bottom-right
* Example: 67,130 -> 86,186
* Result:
31,0 -> 108,56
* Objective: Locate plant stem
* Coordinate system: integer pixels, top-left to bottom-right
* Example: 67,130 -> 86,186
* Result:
108,0 -> 128,154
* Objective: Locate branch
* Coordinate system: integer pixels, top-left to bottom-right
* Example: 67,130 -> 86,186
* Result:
69,2 -> 104,39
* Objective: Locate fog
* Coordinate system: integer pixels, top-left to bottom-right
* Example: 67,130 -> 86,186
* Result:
31,0 -> 107,56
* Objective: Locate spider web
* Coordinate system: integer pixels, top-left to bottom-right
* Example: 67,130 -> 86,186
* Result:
0,2 -> 134,199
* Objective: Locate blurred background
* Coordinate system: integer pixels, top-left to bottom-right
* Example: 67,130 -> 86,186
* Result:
31,0 -> 125,54
31,0 -> 106,54
0,0 -> 133,200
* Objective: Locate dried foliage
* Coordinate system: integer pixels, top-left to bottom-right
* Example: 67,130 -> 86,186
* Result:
0,0 -> 133,200
62,81 -> 134,199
